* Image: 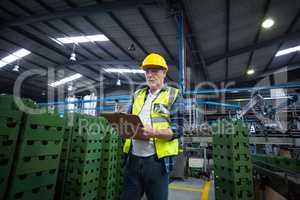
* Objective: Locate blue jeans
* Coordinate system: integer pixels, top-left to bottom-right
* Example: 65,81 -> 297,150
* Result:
121,153 -> 169,200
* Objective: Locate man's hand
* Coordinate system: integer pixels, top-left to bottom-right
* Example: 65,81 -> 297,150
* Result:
133,125 -> 173,140
140,125 -> 158,139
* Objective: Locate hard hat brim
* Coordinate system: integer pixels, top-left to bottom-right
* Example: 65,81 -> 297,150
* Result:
141,64 -> 168,71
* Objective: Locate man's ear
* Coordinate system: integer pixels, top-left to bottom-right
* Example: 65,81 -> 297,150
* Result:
163,70 -> 167,77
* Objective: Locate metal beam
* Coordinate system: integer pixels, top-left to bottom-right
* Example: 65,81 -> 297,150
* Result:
225,0 -> 230,82
0,0 -> 157,31
263,10 -> 300,72
47,20 -> 106,59
180,0 -> 207,81
0,4 -> 60,68
107,11 -> 177,81
0,73 -> 46,93
64,19 -> 116,59
56,60 -> 140,68
206,31 -> 300,66
221,61 -> 300,85
244,0 -> 271,75
82,16 -> 135,60
61,0 -> 117,59
288,52 -> 299,65
29,22 -> 94,61
11,27 -> 101,82
0,37 -> 49,71
0,85 -> 45,101
11,0 -> 34,15
74,80 -> 147,94
3,1 -> 101,83
74,0 -> 135,60
137,7 -> 174,61
8,1 -> 103,62
10,27 -> 100,82
107,12 -> 148,55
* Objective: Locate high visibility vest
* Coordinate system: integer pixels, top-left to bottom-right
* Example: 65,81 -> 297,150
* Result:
123,86 -> 179,159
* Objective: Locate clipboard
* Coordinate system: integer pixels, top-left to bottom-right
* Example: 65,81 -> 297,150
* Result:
101,112 -> 145,139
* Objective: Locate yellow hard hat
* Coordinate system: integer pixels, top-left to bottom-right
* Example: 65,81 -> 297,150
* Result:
141,53 -> 168,71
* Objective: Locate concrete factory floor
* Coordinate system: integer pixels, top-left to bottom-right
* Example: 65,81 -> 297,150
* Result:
168,177 -> 214,200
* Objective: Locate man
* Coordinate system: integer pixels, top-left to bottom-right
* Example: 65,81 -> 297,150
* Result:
121,53 -> 184,200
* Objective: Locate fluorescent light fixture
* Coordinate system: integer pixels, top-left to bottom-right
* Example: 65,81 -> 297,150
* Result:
13,49 -> 31,57
247,69 -> 255,75
49,73 -> 83,87
55,34 -> 109,44
262,18 -> 274,29
0,48 -> 31,68
49,37 -> 64,46
104,68 -> 144,74
0,61 -> 7,68
275,45 -> 300,57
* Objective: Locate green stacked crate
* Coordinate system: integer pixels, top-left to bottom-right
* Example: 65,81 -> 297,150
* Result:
0,96 -> 23,200
5,112 -> 64,200
64,114 -> 104,200
212,119 -> 254,200
115,136 -> 124,198
98,123 -> 119,200
55,113 -> 75,200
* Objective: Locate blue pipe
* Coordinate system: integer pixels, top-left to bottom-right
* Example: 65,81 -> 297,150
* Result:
39,95 -> 132,106
193,100 -> 240,108
178,14 -> 185,92
41,98 -> 239,108
64,105 -> 130,112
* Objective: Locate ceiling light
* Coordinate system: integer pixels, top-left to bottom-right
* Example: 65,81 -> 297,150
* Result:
104,68 -> 144,73
55,34 -> 109,44
247,69 -> 255,75
69,53 -> 76,61
49,73 -> 83,87
275,45 -> 300,57
116,79 -> 121,86
69,43 -> 77,61
68,85 -> 73,91
12,64 -> 19,72
0,49 -> 31,68
262,18 -> 274,29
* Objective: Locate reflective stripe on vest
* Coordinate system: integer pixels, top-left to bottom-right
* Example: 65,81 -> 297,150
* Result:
123,86 -> 179,159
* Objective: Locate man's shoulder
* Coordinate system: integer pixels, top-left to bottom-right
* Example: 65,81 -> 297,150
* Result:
134,87 -> 148,95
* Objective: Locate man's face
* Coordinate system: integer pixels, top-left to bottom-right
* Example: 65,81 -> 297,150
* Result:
144,67 -> 166,89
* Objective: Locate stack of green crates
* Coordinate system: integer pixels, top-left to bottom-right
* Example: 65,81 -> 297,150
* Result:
115,136 -> 124,197
98,121 -> 119,200
212,119 -> 254,200
55,113 -> 75,200
64,114 -> 104,200
6,112 -> 65,199
0,96 -> 24,200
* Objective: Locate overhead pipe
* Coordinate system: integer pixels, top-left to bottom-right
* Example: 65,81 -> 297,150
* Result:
185,82 -> 300,95
39,95 -> 132,106
177,14 -> 186,92
40,96 -> 241,109
193,101 -> 240,108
